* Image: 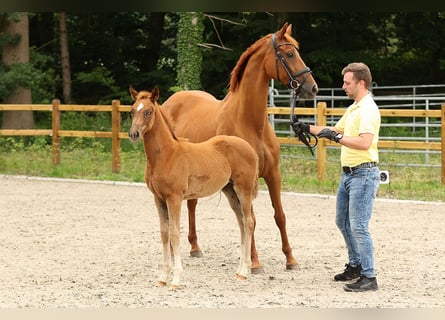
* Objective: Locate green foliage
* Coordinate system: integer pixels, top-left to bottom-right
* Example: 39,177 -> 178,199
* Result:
2,12 -> 445,105
0,63 -> 34,101
0,13 -> 21,45
74,66 -> 120,104
0,46 -> 56,104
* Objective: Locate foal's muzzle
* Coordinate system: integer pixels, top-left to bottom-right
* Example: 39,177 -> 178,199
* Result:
128,129 -> 140,142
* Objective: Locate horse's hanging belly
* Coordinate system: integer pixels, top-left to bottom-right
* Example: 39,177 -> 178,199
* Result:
183,172 -> 230,200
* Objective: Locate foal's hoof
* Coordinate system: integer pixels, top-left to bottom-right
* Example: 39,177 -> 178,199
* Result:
251,266 -> 265,275
286,262 -> 301,271
156,281 -> 167,287
169,284 -> 180,291
190,249 -> 203,258
235,274 -> 247,280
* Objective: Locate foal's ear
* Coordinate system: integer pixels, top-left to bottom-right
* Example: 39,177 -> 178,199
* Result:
278,21 -> 292,38
129,85 -> 138,101
151,87 -> 160,103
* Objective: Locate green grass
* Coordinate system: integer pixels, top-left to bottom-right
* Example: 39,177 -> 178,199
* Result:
0,137 -> 443,202
276,146 -> 444,202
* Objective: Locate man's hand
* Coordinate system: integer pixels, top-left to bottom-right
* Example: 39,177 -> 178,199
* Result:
317,128 -> 342,143
291,119 -> 310,136
290,116 -> 317,155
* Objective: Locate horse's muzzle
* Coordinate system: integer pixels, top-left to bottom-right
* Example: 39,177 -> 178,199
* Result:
296,82 -> 318,99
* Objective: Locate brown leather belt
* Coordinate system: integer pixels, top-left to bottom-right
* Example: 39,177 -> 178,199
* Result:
342,162 -> 378,174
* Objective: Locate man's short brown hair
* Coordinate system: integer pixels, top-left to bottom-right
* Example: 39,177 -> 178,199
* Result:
342,62 -> 372,89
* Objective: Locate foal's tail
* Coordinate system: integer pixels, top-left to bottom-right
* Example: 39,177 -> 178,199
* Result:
252,172 -> 259,199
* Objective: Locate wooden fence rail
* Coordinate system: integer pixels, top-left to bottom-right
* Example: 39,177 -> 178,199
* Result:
1,100 -> 444,184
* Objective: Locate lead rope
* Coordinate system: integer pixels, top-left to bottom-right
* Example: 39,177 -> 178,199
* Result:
289,90 -> 318,156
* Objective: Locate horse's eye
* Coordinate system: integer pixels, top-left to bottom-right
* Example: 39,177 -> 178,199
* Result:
144,109 -> 152,117
286,51 -> 294,58
130,109 -> 134,118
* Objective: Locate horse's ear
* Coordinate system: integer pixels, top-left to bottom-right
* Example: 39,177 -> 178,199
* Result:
285,23 -> 292,36
151,87 -> 160,103
129,85 -> 138,101
278,22 -> 290,38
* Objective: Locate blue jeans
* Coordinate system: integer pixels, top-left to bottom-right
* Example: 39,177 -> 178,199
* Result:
335,166 -> 380,278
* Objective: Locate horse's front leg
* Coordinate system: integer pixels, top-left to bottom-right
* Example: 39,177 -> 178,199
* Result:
187,199 -> 203,257
154,198 -> 171,287
263,167 -> 299,270
167,197 -> 184,290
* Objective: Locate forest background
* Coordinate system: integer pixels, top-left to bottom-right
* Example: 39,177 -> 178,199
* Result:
1,12 -> 444,123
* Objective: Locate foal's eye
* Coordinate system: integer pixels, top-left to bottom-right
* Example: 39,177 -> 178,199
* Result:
144,109 -> 153,117
130,109 -> 134,118
286,51 -> 294,58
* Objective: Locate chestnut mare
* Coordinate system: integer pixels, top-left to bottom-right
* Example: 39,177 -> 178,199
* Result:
128,87 -> 259,289
162,22 -> 318,272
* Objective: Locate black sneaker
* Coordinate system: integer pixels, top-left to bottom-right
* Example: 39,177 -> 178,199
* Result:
343,275 -> 378,292
334,263 -> 362,281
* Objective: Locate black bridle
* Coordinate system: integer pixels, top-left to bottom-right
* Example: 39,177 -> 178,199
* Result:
272,32 -> 312,95
272,32 -> 318,155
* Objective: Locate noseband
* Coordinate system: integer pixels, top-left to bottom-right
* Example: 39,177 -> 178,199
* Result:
272,33 -> 318,155
272,32 -> 312,94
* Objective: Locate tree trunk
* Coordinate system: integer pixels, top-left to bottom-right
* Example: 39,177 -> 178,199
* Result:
1,12 -> 34,129
176,12 -> 204,91
59,12 -> 73,104
144,12 -> 165,72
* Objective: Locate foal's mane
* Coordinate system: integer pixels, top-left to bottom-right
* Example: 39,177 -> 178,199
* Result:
157,103 -> 178,140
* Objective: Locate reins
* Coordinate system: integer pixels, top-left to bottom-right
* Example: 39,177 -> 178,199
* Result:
271,32 -> 318,155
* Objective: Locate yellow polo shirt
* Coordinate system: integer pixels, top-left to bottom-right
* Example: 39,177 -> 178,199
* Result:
335,94 -> 381,167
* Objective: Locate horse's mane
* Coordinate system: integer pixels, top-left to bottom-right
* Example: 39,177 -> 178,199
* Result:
228,30 -> 300,93
229,34 -> 270,93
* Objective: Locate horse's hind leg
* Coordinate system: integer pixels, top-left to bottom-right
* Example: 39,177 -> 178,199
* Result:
187,199 -> 203,258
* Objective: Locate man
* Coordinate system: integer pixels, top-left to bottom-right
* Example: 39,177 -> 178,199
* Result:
292,62 -> 381,292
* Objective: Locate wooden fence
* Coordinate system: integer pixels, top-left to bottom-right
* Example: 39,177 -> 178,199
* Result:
1,100 -> 444,184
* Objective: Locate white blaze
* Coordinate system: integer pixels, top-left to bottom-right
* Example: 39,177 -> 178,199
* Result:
137,103 -> 144,111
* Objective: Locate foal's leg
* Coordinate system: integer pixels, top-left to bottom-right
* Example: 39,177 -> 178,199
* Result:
187,199 -> 203,257
222,186 -> 246,278
154,198 -> 171,287
223,185 -> 263,273
223,185 -> 255,278
167,197 -> 184,289
239,199 -> 255,279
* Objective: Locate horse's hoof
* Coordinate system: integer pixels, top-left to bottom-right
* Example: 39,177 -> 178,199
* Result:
190,249 -> 203,258
156,281 -> 167,287
286,263 -> 301,271
235,274 -> 247,280
251,266 -> 265,275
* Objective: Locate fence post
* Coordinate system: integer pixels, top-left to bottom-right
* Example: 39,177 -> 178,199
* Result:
316,102 -> 328,181
441,104 -> 445,184
111,99 -> 121,173
51,99 -> 60,165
